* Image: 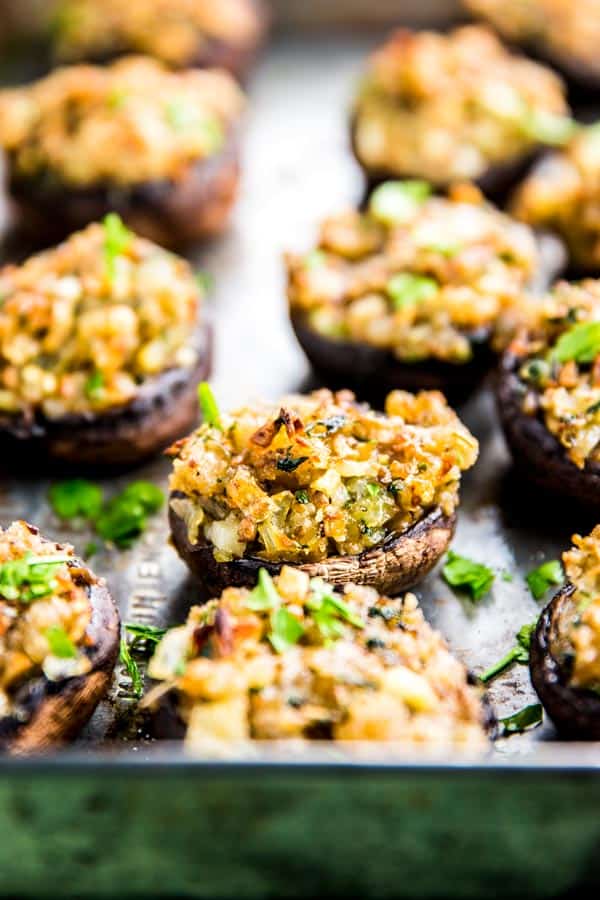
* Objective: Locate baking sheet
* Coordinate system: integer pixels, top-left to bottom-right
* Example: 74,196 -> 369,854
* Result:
0,32 -> 594,759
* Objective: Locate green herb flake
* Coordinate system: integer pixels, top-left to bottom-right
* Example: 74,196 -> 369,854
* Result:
120,637 -> 143,697
295,489 -> 309,504
366,482 -> 381,497
442,551 -> 495,602
387,272 -> 438,310
49,479 -> 104,521
587,399 -> 600,416
268,606 -> 305,654
479,620 -> 536,684
526,559 -> 563,601
246,568 -> 280,611
45,625 -> 77,659
0,553 -> 71,604
500,702 -> 543,736
369,179 -> 432,226
84,370 -> 104,400
308,578 -> 365,642
94,482 -> 164,549
551,321 -> 600,365
276,455 -> 309,472
198,381 -> 221,430
103,212 -> 132,284
125,623 -> 168,646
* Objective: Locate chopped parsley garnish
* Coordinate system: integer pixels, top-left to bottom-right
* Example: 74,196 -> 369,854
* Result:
526,559 -> 563,601
369,179 -> 432,226
125,623 -> 168,647
366,482 -> 381,497
479,621 -> 537,684
0,554 -> 71,604
120,637 -> 143,697
103,212 -> 132,284
246,568 -> 280,611
198,381 -> 221,429
500,702 -> 543,736
49,479 -> 104,521
276,455 -> 309,472
587,399 -> 600,416
386,272 -> 438,310
268,606 -> 304,653
295,489 -> 309,504
45,625 -> 77,659
551,320 -> 600,365
84,370 -> 104,400
442,551 -> 495,602
520,358 -> 551,385
308,578 -> 365,642
95,482 -> 164,549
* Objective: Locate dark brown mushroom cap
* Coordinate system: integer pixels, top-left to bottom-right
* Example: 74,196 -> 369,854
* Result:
0,565 -> 120,754
496,350 -> 600,507
0,322 -> 211,470
169,493 -> 456,597
530,583 -> 600,739
291,309 -> 495,405
6,132 -> 240,250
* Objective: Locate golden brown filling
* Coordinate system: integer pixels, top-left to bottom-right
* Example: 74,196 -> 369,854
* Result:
0,218 -> 202,418
515,280 -> 600,469
287,182 -> 540,364
168,388 -> 478,563
513,124 -> 600,269
561,526 -> 600,690
465,0 -> 600,77
353,25 -> 572,183
53,0 -> 263,66
0,56 -> 244,186
0,521 -> 93,717
147,566 -> 488,746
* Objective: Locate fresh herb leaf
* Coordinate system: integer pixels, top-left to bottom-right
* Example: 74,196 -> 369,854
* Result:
442,551 -> 495,602
276,455 -> 309,472
526,559 -> 563,601
500,702 -> 543,736
551,321 -> 600,365
120,637 -> 143,697
45,625 -> 77,659
246,568 -> 280,611
0,553 -> 71,604
387,272 -> 438,309
423,241 -> 462,257
94,482 -> 164,548
125,623 -> 168,646
479,620 -> 537,683
366,482 -> 381,497
49,479 -> 104,521
308,578 -> 365,643
198,381 -> 221,429
84,370 -> 104,400
295,489 -> 309,504
369,179 -> 432,226
103,213 -> 132,284
268,606 -> 304,653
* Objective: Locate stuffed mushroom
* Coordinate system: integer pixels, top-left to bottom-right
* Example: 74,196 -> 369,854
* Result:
0,56 -> 245,248
352,25 -> 574,195
497,279 -> 600,506
465,0 -> 600,91
51,0 -> 268,80
287,181 -> 563,403
146,566 -> 491,747
167,387 -> 479,596
0,520 -> 119,753
0,217 -> 210,468
530,525 -> 600,738
512,124 -> 600,273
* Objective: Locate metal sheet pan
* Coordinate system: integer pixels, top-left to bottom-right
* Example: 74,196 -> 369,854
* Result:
0,31 -> 599,899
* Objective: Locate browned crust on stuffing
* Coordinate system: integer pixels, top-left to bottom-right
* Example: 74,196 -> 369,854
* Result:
496,350 -> 600,507
0,322 -> 211,469
530,583 -> 600,739
0,576 -> 120,754
6,134 -> 240,249
169,495 -> 456,597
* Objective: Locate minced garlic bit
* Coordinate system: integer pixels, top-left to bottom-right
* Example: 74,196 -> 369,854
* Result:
562,525 -> 600,690
515,280 -> 600,469
147,567 -> 488,746
513,125 -> 600,269
168,388 -> 478,563
0,56 -> 244,187
0,220 -> 202,418
287,182 -> 539,364
53,0 -> 263,66
353,25 -> 570,184
0,521 -> 93,717
465,0 -> 600,83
